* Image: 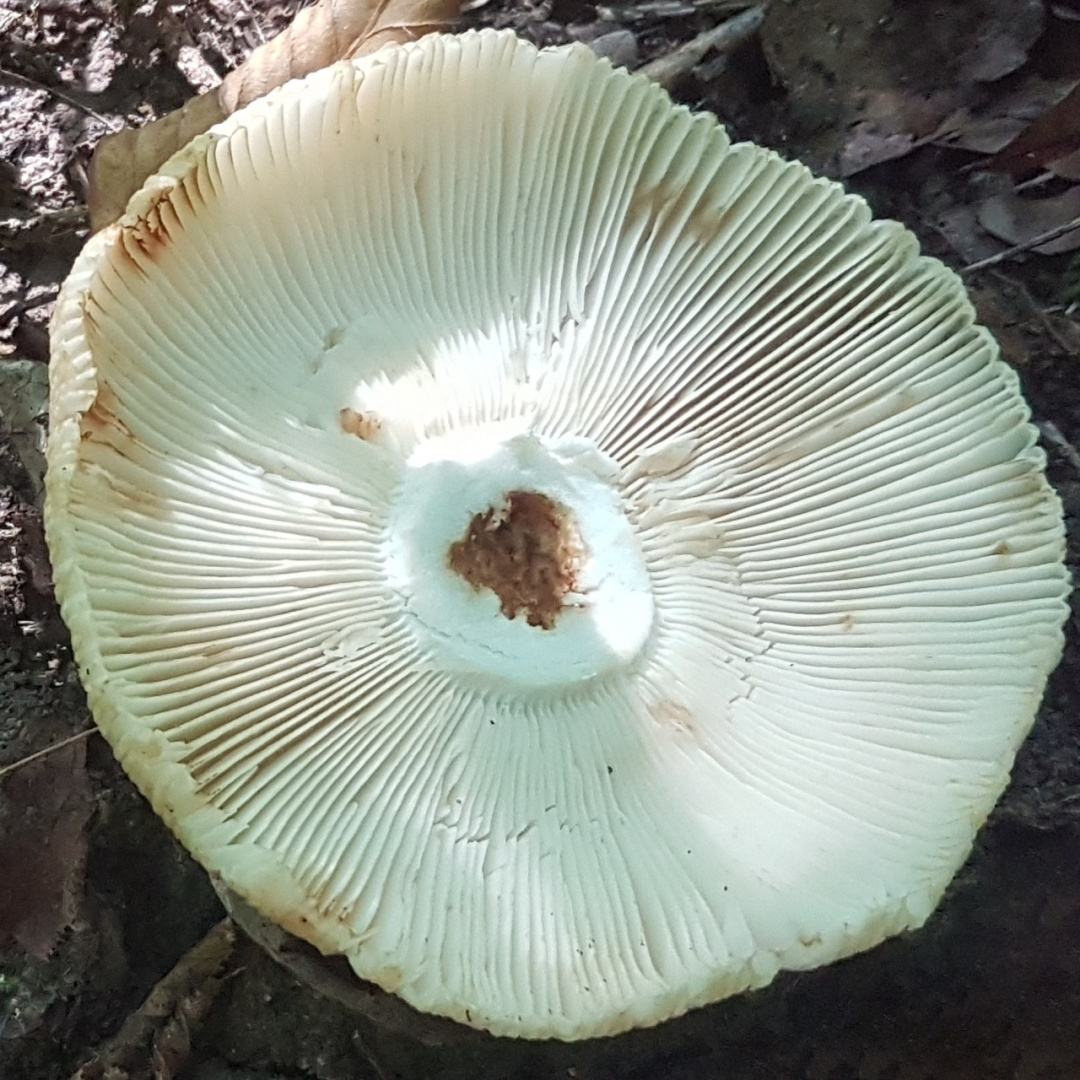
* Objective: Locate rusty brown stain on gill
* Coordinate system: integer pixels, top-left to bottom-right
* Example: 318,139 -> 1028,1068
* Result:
677,266 -> 906,461
992,540 -> 1012,556
80,382 -> 131,445
79,383 -> 170,517
648,698 -> 698,736
624,175 -> 733,249
121,185 -> 179,263
339,407 -> 382,441
447,491 -> 584,630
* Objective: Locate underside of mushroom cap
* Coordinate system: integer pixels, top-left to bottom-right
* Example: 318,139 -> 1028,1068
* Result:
47,29 -> 1069,1040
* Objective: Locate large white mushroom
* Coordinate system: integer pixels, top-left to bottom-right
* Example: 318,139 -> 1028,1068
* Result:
47,29 -> 1068,1041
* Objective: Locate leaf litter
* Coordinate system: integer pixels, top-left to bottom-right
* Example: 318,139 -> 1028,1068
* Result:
2,0 -> 1080,1077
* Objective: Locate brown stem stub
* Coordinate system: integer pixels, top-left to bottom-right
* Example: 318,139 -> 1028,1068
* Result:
448,491 -> 584,630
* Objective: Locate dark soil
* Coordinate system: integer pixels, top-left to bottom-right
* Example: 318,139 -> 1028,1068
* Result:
1,2 -> 1079,1078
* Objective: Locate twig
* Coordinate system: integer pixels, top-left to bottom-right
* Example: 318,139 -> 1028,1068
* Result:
987,269 -> 1080,357
598,0 -> 757,23
218,883 -> 480,1047
1038,420 -> 1080,478
636,4 -> 766,89
960,214 -> 1080,276
1014,170 -> 1058,194
0,205 -> 90,255
0,728 -> 95,781
353,1031 -> 395,1080
234,0 -> 268,43
0,65 -> 124,132
70,919 -> 237,1080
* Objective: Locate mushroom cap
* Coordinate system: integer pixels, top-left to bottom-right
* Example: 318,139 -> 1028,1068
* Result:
47,30 -> 1069,1040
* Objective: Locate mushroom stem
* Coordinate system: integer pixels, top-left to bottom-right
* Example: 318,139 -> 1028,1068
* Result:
448,490 -> 584,629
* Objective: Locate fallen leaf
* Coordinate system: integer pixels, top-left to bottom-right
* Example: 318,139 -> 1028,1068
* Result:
946,115 -> 1028,155
1048,148 -> 1080,179
761,0 -> 1045,175
939,65 -> 1080,158
0,358 -> 52,500
0,738 -> 92,960
837,123 -> 915,179
88,0 -> 459,232
977,184 -> 1080,255
984,80 -> 1080,178
936,204 -> 1006,265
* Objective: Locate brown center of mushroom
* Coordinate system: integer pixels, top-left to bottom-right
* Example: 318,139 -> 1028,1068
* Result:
447,491 -> 584,630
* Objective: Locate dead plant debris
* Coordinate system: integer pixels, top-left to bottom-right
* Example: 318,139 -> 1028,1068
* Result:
1,1 -> 1079,1078
86,0 -> 459,230
0,732 -> 91,961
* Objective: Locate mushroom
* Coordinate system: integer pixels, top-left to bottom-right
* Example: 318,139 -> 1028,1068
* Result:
46,29 -> 1069,1040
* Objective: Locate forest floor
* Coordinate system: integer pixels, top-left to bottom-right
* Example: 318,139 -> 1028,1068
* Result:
2,1 -> 1080,1078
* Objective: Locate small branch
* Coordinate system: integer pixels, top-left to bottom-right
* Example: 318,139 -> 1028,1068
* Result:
0,729 -> 95,781
233,0 -> 268,43
987,269 -> 1080,357
636,4 -> 766,89
353,1031 -> 395,1080
598,0 -> 758,24
70,919 -> 237,1080
1038,420 -> 1080,478
0,66 -> 123,132
218,882 -> 480,1047
960,214 -> 1080,276
0,205 -> 89,252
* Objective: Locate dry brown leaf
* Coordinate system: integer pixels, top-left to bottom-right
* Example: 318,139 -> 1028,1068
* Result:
983,80 -> 1080,181
88,0 -> 459,233
0,737 -> 92,960
761,0 -> 1045,176
87,93 -> 226,240
977,184 -> 1080,255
